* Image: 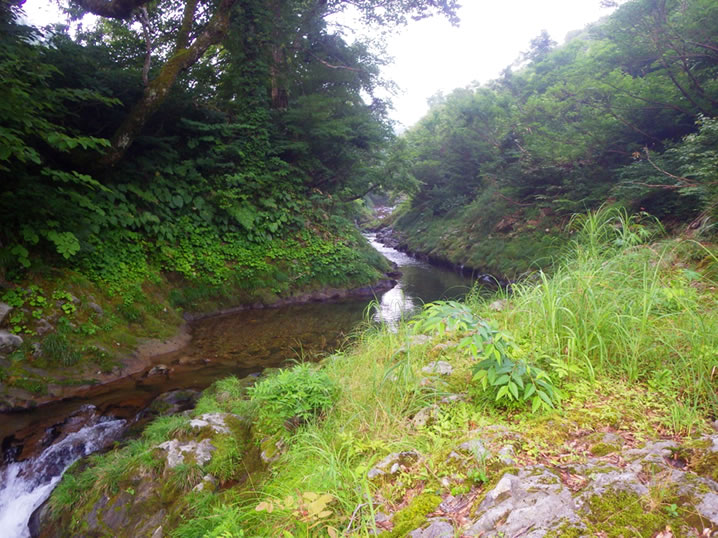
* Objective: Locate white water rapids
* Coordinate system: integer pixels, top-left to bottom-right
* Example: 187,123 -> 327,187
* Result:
0,415 -> 126,538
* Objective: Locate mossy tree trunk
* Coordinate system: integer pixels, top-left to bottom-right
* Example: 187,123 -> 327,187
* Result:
74,0 -> 238,167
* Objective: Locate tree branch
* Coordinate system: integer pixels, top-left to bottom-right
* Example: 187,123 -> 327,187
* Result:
74,0 -> 151,19
100,0 -> 237,167
639,146 -> 700,188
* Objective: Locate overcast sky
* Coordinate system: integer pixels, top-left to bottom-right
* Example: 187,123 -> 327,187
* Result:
381,0 -> 615,129
24,0 -> 615,129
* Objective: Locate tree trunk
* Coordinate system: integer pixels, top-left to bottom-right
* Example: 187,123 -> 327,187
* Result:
99,0 -> 237,167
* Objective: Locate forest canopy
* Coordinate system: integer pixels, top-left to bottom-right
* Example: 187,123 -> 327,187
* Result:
396,0 -> 718,228
0,0 -> 457,280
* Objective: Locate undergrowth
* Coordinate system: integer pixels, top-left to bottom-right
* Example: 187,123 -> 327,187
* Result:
47,208 -> 718,536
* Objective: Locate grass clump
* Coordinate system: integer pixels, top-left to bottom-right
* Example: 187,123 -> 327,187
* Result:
494,207 -> 718,424
381,493 -> 442,537
248,362 -> 339,437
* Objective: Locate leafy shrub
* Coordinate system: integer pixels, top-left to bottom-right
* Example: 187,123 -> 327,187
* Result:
248,363 -> 339,436
413,300 -> 561,412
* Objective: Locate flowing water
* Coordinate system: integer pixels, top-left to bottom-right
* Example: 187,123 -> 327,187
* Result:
0,233 -> 477,537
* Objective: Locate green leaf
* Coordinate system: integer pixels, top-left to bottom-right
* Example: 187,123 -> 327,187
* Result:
493,374 -> 510,386
537,390 -> 554,408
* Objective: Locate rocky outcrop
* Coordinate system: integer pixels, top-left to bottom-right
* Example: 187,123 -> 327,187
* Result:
380,433 -> 718,537
33,412 -> 257,538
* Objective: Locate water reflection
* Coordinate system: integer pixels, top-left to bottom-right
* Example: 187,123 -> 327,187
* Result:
365,233 -> 475,328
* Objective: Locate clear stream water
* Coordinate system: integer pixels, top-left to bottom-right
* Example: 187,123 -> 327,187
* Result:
0,233 -> 477,537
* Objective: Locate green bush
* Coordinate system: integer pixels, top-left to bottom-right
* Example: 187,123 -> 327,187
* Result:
248,363 -> 339,436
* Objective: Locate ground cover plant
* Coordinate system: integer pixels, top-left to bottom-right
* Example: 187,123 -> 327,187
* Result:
46,208 -> 718,536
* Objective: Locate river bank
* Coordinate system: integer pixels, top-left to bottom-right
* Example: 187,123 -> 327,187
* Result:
32,208 -> 718,537
0,224 -> 396,414
0,232 -> 478,537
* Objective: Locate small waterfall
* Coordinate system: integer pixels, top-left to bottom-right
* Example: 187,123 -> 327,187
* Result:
0,415 -> 126,538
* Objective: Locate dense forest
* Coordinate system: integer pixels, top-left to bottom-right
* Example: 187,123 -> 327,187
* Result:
1,0 -> 460,289
390,0 -> 718,274
0,0 -> 460,389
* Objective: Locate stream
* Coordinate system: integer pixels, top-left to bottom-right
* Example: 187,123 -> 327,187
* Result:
0,233 -> 478,538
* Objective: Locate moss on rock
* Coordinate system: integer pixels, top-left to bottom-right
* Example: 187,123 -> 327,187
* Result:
381,493 -> 442,538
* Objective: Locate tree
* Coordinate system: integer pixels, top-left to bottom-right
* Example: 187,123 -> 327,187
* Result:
67,0 -> 460,167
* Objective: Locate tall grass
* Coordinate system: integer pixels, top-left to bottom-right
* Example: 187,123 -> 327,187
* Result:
501,207 -> 717,416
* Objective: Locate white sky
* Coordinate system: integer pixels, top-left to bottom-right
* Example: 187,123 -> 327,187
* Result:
383,0 -> 615,129
24,0 -> 615,130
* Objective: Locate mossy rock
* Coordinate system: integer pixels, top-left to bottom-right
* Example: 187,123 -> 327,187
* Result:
589,442 -> 622,457
581,489 -> 678,537
380,493 -> 442,538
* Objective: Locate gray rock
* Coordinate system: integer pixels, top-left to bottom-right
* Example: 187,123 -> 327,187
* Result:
457,439 -> 491,461
368,450 -> 420,480
412,405 -> 439,428
0,330 -> 22,353
101,491 -> 132,530
193,474 -> 218,492
697,491 -> 718,525
488,299 -> 507,312
579,468 -> 648,498
439,393 -> 465,404
597,432 -> 624,446
0,302 -> 11,325
397,334 -> 432,352
35,318 -> 53,336
189,413 -> 232,434
623,440 -> 677,469
410,520 -> 454,538
136,510 -> 166,538
467,466 -> 581,537
88,302 -> 104,316
497,445 -> 516,465
157,438 -> 216,468
422,361 -> 453,375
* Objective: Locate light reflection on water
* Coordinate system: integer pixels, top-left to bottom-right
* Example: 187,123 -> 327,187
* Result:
365,233 -> 475,329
